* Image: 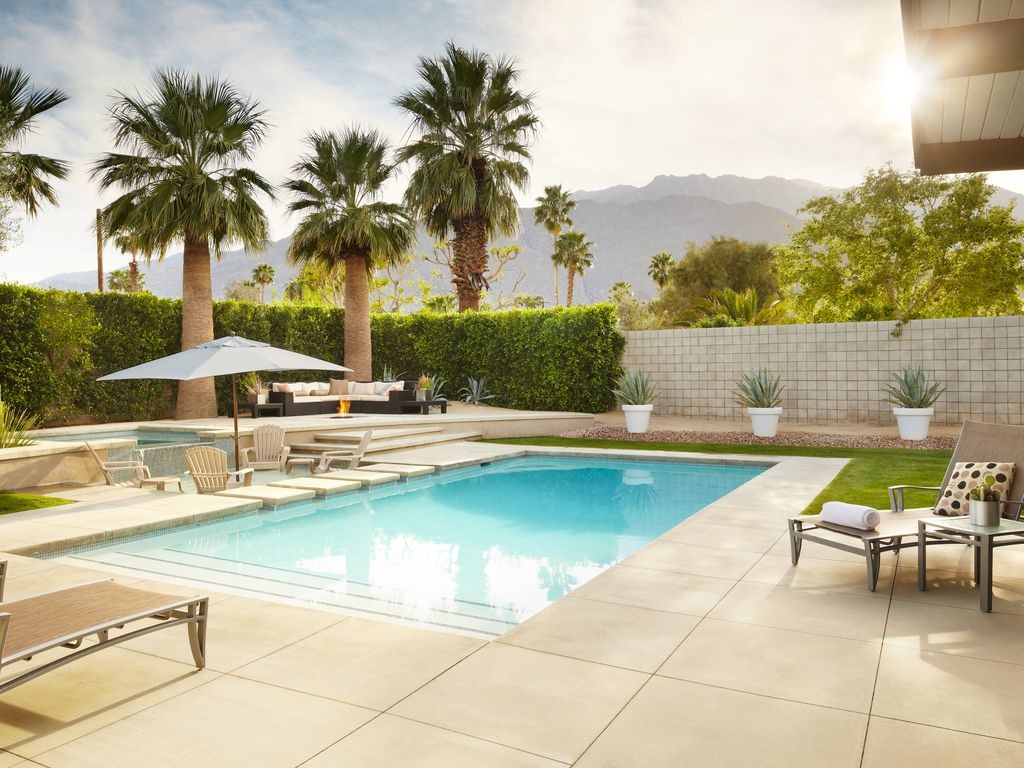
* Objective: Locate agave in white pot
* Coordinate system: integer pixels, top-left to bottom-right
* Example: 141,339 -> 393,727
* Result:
613,369 -> 658,434
885,367 -> 944,441
735,369 -> 784,437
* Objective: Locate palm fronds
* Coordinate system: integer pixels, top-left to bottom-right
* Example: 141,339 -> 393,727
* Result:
0,402 -> 39,449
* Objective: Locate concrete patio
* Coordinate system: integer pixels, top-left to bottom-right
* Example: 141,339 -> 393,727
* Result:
0,444 -> 1021,766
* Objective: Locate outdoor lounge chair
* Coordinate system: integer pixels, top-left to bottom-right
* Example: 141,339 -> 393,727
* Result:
285,430 -> 373,474
240,424 -> 291,471
84,441 -> 184,493
0,560 -> 207,693
788,421 -> 1024,591
183,445 -> 254,494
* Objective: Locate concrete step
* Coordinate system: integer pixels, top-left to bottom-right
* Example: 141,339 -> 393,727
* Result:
313,426 -> 443,443
363,431 -> 482,454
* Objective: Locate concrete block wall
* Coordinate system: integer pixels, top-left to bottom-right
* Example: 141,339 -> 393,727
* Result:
622,316 -> 1024,425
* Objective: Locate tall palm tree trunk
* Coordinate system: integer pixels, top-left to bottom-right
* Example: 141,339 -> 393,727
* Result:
552,264 -> 559,306
566,270 -> 576,307
452,215 -> 487,311
176,234 -> 217,419
343,252 -> 372,380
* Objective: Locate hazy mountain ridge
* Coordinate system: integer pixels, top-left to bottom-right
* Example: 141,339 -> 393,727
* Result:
30,173 -> 1024,304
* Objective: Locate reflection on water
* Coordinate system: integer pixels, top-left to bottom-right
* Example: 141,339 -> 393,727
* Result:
74,456 -> 762,633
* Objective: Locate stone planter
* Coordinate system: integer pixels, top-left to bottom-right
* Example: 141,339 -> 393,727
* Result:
622,404 -> 654,434
893,406 -> 934,441
247,393 -> 267,405
747,407 -> 783,437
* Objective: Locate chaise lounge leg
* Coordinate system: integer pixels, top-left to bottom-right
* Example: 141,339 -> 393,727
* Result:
187,598 -> 208,669
788,519 -> 803,565
864,542 -> 880,592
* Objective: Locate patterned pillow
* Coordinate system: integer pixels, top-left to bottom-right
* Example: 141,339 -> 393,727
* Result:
935,462 -> 1015,516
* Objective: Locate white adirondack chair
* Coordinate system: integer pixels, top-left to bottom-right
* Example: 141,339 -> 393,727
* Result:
240,425 -> 290,471
183,446 -> 254,494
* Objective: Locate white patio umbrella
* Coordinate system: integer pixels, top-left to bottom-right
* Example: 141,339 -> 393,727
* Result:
97,335 -> 350,467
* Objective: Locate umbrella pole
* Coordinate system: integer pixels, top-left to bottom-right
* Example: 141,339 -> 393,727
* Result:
232,373 -> 240,469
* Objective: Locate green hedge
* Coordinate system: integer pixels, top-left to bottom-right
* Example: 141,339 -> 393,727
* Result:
0,285 -> 623,423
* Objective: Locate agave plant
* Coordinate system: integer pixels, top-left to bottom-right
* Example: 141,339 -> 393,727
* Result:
885,367 -> 944,408
734,370 -> 784,409
612,369 -> 658,405
0,402 -> 40,449
459,377 -> 495,405
424,373 -> 447,399
379,365 -> 405,382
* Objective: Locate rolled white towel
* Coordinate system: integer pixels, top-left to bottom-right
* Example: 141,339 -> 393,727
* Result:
820,501 -> 880,530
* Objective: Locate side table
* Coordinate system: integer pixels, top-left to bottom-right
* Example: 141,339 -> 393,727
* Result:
918,517 -> 1024,611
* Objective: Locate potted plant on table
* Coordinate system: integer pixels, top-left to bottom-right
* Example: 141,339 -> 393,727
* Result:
968,477 -> 1002,527
735,369 -> 784,437
613,368 -> 658,434
241,373 -> 269,405
416,374 -> 434,402
885,367 -> 944,441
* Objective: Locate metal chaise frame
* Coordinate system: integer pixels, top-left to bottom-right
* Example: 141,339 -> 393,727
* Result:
0,561 -> 208,693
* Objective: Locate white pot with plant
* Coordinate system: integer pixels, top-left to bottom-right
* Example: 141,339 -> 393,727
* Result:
416,374 -> 433,402
241,373 -> 268,405
735,369 -> 784,437
885,367 -> 944,441
613,368 -> 658,434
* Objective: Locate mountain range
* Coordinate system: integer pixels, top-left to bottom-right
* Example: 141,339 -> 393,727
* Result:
30,173 -> 1024,304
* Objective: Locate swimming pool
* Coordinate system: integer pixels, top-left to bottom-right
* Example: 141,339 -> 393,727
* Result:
67,456 -> 763,636
36,428 -> 202,447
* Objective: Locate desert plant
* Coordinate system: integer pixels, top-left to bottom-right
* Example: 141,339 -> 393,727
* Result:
0,402 -> 39,448
885,367 -> 944,408
734,369 -> 784,409
612,369 -> 658,405
459,376 -> 495,405
969,475 -> 1002,503
424,373 -> 447,399
379,365 -> 404,382
239,373 -> 267,397
417,374 -> 433,392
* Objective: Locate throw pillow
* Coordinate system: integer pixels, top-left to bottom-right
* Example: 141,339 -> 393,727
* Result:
351,382 -> 377,396
935,461 -> 1015,516
329,379 -> 349,395
375,381 -> 392,396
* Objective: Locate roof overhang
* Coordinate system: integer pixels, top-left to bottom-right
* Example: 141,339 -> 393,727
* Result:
901,0 -> 1024,174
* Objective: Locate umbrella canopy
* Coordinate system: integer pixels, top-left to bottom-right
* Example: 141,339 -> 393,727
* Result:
97,335 -> 350,382
97,335 -> 351,468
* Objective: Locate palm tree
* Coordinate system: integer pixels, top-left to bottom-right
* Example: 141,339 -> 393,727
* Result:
555,231 -> 594,307
91,70 -> 273,419
284,128 -> 415,380
690,287 -> 786,326
0,66 -> 69,215
533,185 -> 575,306
395,42 -> 539,312
251,263 -> 275,303
648,252 -> 672,296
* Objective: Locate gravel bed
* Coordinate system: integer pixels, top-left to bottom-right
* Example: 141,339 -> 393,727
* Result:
557,426 -> 957,451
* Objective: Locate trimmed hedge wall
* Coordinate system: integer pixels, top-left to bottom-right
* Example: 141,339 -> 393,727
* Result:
0,285 -> 623,423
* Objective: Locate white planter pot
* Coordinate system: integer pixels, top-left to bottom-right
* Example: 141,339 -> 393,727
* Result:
747,407 -> 783,437
247,393 -> 267,405
622,404 -> 654,434
893,406 -> 934,441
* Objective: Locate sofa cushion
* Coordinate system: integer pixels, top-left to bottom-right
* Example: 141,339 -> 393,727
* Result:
329,378 -> 349,395
351,382 -> 377,396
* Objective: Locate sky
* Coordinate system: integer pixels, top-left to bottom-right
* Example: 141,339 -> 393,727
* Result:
3,0 -> 1024,283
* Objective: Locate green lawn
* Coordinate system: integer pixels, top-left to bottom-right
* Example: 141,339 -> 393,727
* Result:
487,437 -> 952,514
0,492 -> 74,516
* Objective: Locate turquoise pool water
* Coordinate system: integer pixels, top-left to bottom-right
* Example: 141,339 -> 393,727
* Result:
68,456 -> 762,635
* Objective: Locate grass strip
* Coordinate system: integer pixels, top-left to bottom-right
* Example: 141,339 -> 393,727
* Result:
0,492 -> 74,516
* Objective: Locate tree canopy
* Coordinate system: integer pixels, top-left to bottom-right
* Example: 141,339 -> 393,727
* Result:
776,165 -> 1024,325
654,237 -> 778,326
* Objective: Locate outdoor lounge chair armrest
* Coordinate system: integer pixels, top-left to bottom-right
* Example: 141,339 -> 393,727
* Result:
0,559 -> 6,601
239,447 -> 253,466
228,467 -> 255,487
887,485 -> 942,513
100,460 -> 146,468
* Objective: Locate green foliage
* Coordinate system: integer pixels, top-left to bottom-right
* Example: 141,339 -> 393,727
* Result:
459,376 -> 495,405
421,295 -> 456,313
969,475 -> 1001,502
0,491 -> 72,515
37,290 -> 100,423
885,367 -> 944,409
777,165 -> 1024,324
512,294 -> 545,309
0,286 -> 623,422
689,287 -> 787,327
734,369 -> 784,409
608,282 -> 657,331
0,401 -> 40,448
612,368 -> 658,405
655,237 -> 779,326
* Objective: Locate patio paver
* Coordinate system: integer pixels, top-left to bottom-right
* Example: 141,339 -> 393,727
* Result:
214,486 -> 315,507
267,476 -> 362,497
318,469 -> 400,486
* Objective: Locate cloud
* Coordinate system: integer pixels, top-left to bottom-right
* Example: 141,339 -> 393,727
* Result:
2,0 -> 1020,282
